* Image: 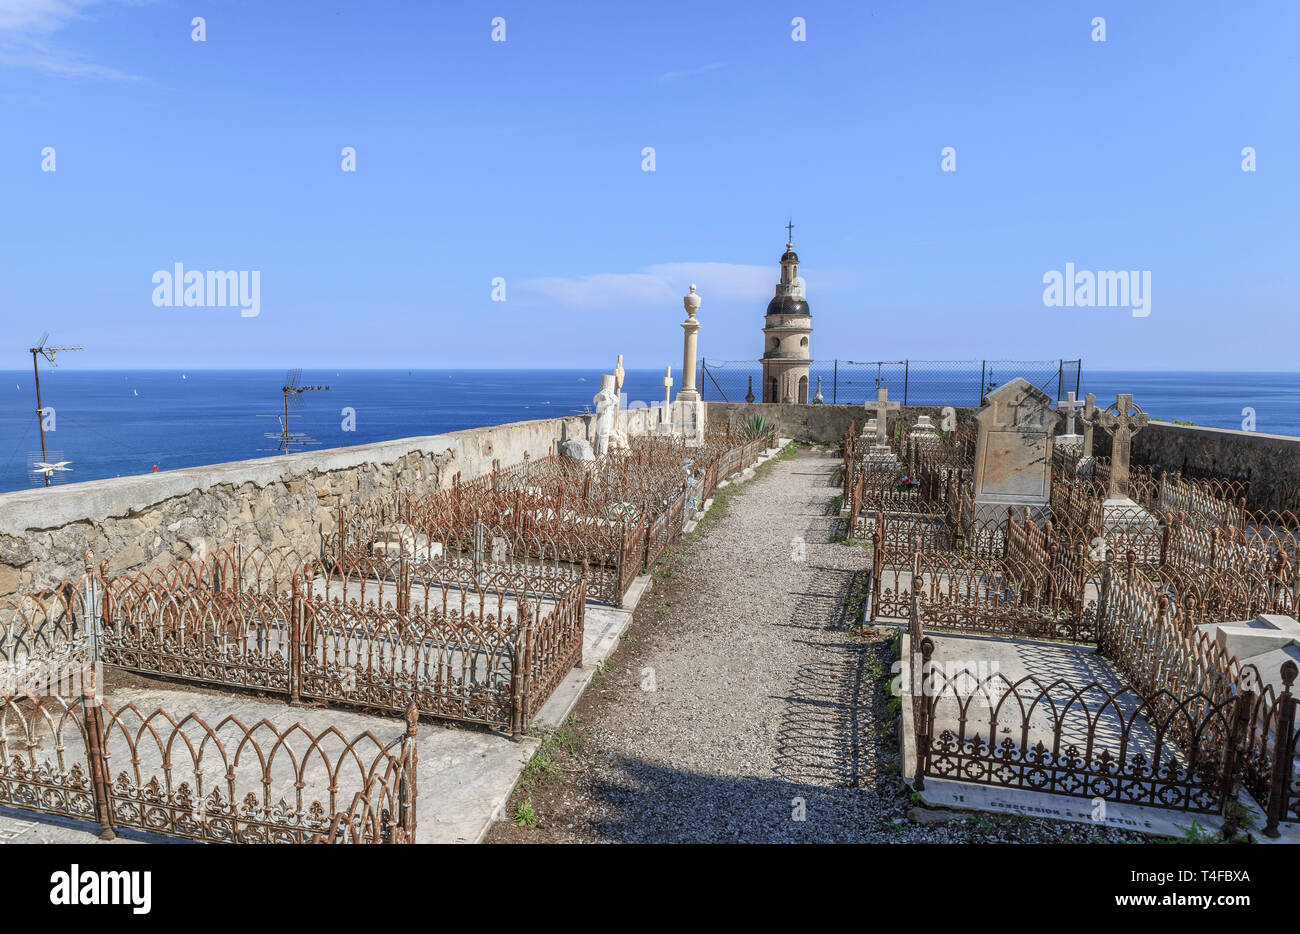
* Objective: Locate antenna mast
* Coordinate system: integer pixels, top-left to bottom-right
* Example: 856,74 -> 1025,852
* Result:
262,369 -> 330,455
27,333 -> 82,488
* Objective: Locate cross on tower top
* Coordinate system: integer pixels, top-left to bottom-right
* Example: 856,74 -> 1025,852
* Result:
786,218 -> 795,242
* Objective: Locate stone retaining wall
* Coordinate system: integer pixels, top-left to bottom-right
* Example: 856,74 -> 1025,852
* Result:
1122,421 -> 1300,509
8,401 -> 1297,599
0,415 -> 591,598
705,402 -> 979,444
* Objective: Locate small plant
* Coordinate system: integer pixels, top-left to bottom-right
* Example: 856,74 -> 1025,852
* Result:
518,717 -> 582,790
738,413 -> 774,442
513,800 -> 537,827
1165,819 -> 1224,844
1229,801 -> 1259,834
909,790 -> 922,805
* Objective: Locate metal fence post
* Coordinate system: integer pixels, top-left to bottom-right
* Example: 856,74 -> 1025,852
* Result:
903,360 -> 909,406
399,700 -> 419,841
234,524 -> 244,595
81,550 -> 102,667
913,635 -> 934,791
832,359 -> 838,404
289,574 -> 303,705
1220,688 -> 1255,838
1096,560 -> 1113,653
510,624 -> 532,740
1264,661 -> 1298,838
80,663 -> 116,841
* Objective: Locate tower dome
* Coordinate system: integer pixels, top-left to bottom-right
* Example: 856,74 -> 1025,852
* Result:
760,221 -> 813,404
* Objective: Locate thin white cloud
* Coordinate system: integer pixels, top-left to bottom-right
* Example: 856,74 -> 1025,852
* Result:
658,61 -> 726,83
0,0 -> 98,33
0,36 -> 138,78
522,261 -> 775,310
0,0 -> 143,79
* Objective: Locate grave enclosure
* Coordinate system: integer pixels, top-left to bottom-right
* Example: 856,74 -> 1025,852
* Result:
841,381 -> 1300,834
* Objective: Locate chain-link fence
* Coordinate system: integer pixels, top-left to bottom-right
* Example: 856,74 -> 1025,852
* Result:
698,358 -> 1081,407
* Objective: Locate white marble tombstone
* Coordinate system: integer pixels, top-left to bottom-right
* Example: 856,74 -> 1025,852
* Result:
1055,392 -> 1085,451
973,377 -> 1055,523
1196,614 -> 1300,697
909,413 -> 940,444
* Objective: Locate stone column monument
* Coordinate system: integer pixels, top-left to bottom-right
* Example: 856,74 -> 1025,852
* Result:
677,285 -> 701,403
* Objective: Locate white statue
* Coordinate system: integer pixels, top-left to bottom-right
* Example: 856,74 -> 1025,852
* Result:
593,374 -> 618,456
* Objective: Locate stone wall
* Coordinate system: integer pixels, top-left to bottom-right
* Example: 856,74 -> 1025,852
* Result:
0,415 -> 592,599
705,402 -> 979,444
1099,421 -> 1300,509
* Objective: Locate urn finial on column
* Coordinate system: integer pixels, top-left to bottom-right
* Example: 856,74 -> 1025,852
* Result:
677,285 -> 701,403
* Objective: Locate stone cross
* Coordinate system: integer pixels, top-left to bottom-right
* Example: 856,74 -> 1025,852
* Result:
662,365 -> 673,410
1057,391 -> 1085,435
614,354 -> 625,399
1081,392 -> 1097,457
869,386 -> 900,446
1094,393 -> 1149,501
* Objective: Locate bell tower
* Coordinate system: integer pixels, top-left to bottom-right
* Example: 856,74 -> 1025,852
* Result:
761,221 -> 812,403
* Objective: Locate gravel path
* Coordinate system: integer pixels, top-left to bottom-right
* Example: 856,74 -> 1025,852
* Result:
486,445 -> 1145,843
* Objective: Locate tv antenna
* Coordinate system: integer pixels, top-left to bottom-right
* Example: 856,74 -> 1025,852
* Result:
30,452 -> 73,486
257,369 -> 330,455
28,333 -> 81,487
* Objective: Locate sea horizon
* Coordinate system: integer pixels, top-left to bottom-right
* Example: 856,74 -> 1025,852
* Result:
1,367 -> 1294,493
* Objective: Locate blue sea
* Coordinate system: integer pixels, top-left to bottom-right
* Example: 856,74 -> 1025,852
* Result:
0,369 -> 1295,494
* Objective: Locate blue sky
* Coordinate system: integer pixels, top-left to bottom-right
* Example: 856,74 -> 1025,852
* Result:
0,0 -> 1296,370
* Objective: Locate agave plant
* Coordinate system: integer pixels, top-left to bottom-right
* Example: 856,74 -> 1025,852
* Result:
738,413 -> 774,442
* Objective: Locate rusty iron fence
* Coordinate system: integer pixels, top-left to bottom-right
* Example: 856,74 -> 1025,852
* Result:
907,580 -> 1249,822
1,581 -> 92,694
332,431 -> 768,607
900,525 -> 1300,830
867,395 -> 1300,830
91,546 -> 585,736
0,687 -> 418,844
